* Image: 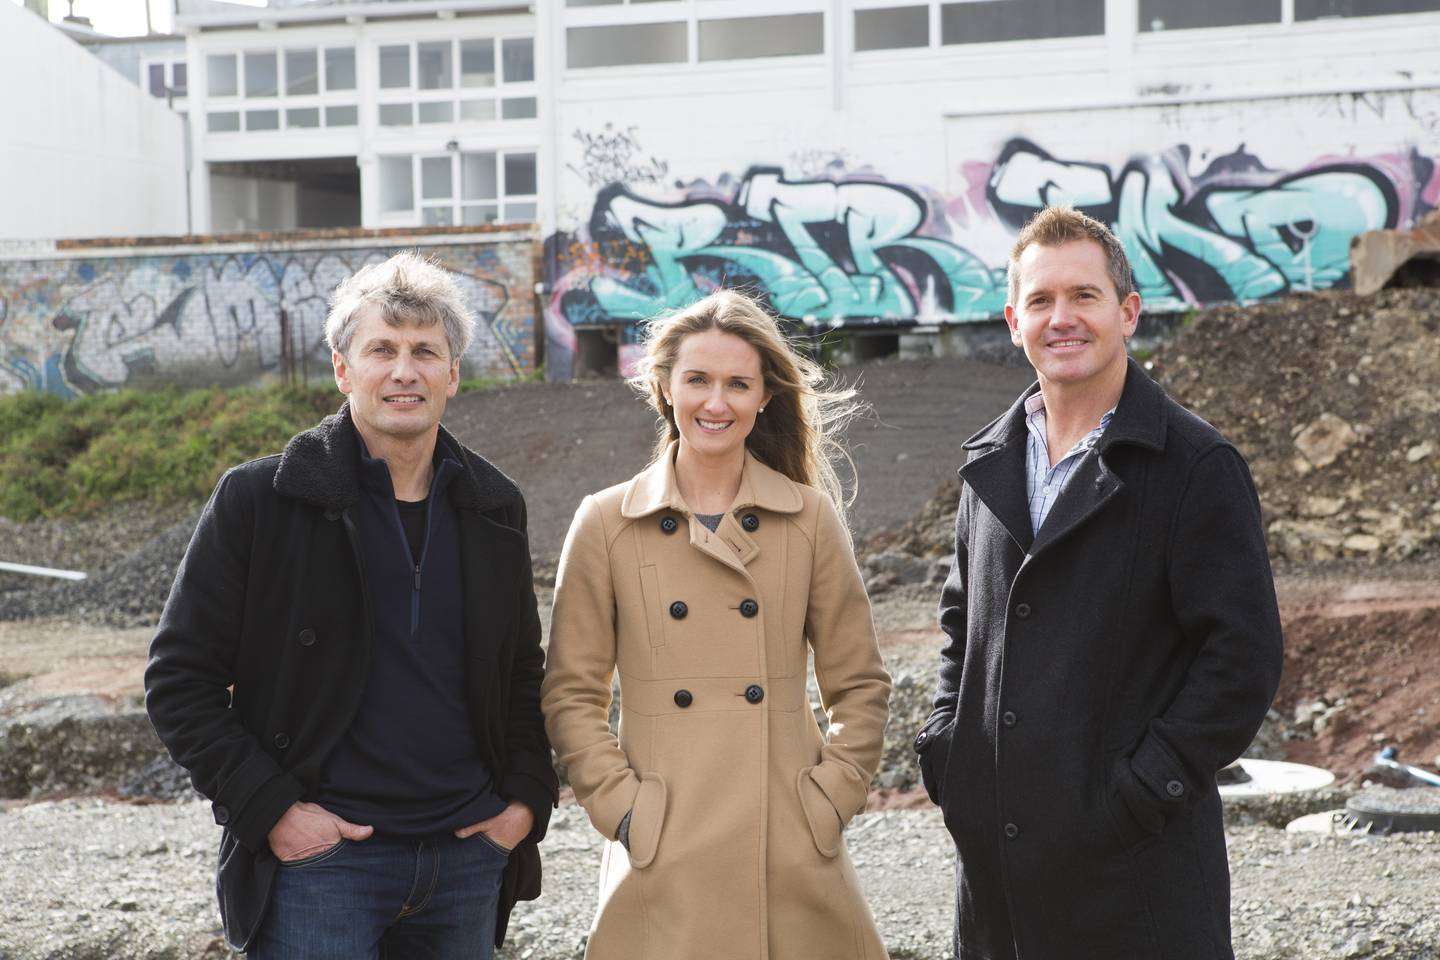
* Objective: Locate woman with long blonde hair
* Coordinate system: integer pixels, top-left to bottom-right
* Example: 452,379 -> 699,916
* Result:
541,290 -> 892,959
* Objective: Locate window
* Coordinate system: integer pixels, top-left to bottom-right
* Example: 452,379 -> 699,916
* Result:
202,45 -> 359,134
418,41 -> 453,89
698,14 -> 824,61
148,63 -> 166,97
380,156 -> 413,214
173,63 -> 188,97
502,38 -> 534,82
1296,0 -> 1440,17
379,151 -> 539,225
325,48 -> 356,90
207,54 -> 238,97
380,44 -> 412,88
375,37 -> 539,128
286,50 -> 319,96
244,52 -> 278,97
1138,0 -> 1280,30
943,0 -> 1104,43
855,5 -> 930,51
567,22 -> 687,68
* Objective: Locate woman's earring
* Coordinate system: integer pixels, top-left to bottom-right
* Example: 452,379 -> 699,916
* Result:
758,406 -> 765,413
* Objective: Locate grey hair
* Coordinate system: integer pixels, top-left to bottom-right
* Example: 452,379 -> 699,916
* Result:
324,251 -> 475,360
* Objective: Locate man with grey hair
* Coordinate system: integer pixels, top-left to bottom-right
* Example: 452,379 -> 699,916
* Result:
146,251 -> 556,958
914,207 -> 1282,958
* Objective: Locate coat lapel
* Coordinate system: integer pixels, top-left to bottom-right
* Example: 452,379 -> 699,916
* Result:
1025,358 -> 1169,560
959,389 -> 1037,553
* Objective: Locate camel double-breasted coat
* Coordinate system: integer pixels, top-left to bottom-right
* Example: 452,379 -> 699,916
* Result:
541,444 -> 892,960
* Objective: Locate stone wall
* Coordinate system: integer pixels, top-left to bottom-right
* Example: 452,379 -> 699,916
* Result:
0,226 -> 539,396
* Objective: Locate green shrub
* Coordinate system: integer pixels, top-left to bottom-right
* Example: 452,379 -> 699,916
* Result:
0,385 -> 338,521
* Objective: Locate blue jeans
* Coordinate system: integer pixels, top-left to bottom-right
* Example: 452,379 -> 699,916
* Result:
248,833 -> 510,959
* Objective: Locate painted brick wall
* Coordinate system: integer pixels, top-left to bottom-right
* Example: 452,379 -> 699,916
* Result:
0,227 -> 538,396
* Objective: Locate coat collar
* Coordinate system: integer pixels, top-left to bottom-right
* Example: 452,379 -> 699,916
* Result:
619,441 -> 806,519
272,401 -> 520,516
958,357 -> 1168,554
961,357 -> 1167,454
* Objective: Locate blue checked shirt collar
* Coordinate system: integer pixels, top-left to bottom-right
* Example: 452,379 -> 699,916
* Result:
1024,394 -> 1115,534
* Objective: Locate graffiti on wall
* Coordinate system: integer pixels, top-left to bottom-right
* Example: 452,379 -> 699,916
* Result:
543,138 -> 1437,376
0,243 -> 535,396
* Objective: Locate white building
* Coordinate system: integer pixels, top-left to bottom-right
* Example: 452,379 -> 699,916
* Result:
36,0 -> 1440,374
0,2 -> 188,241
178,0 -> 540,234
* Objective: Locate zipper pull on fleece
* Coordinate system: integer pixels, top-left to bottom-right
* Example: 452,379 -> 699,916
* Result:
414,564 -> 421,591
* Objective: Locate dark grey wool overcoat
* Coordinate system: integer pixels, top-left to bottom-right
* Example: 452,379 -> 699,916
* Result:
145,404 -> 558,951
915,359 -> 1283,960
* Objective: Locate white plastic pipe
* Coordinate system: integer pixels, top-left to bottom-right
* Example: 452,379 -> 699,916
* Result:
0,560 -> 87,581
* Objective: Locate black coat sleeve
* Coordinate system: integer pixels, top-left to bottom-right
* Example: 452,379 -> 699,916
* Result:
143,468 -> 304,854
498,493 -> 560,842
1125,444 -> 1284,822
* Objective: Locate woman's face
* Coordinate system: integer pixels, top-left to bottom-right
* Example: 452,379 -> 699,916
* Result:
662,328 -> 771,463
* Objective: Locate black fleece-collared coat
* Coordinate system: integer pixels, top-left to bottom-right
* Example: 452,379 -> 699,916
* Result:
915,359 -> 1283,960
144,404 -> 558,951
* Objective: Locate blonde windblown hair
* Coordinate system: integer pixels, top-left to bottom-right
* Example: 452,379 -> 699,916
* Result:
628,289 -> 863,527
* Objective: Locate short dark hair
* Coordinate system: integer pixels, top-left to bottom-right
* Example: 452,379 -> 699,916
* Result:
1007,206 -> 1135,304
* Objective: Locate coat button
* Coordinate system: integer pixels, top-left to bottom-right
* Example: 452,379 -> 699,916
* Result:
298,628 -> 316,647
1002,711 -> 1017,728
660,516 -> 678,534
1013,602 -> 1031,619
739,599 -> 759,618
1166,779 -> 1185,798
674,689 -> 693,708
744,684 -> 765,704
669,600 -> 688,619
273,732 -> 290,750
741,513 -> 760,532
1004,822 -> 1019,840
213,804 -> 230,826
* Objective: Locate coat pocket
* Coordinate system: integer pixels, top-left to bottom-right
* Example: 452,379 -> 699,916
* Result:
638,564 -> 668,649
1107,755 -> 1166,851
627,772 -> 668,869
797,766 -> 842,859
916,719 -> 955,807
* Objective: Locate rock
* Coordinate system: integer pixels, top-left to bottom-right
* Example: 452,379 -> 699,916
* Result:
1300,495 -> 1347,518
865,551 -> 931,585
1406,441 -> 1434,463
1268,519 -> 1344,562
1344,534 -> 1382,553
1294,413 -> 1358,468
926,556 -> 952,584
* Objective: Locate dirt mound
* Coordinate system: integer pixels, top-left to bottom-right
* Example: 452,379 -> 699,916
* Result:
1275,606 -> 1440,783
1153,288 -> 1440,565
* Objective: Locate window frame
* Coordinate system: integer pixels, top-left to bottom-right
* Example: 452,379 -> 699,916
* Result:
201,43 -> 360,135
373,35 -> 539,131
377,149 -> 541,227
563,0 -> 830,71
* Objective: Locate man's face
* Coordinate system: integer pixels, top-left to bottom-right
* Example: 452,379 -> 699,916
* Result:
333,305 -> 459,444
1004,239 -> 1140,392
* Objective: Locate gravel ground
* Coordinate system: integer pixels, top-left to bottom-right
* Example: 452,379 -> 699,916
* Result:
2,798 -> 1438,960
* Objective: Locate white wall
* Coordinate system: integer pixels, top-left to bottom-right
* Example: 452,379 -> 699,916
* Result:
0,3 -> 188,240
548,3 -> 1440,233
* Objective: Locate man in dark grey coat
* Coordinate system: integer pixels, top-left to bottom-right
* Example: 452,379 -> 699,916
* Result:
145,252 -> 557,958
915,206 -> 1283,959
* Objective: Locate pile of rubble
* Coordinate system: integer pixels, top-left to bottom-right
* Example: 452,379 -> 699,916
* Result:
1153,288 -> 1440,565
859,288 -> 1440,572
